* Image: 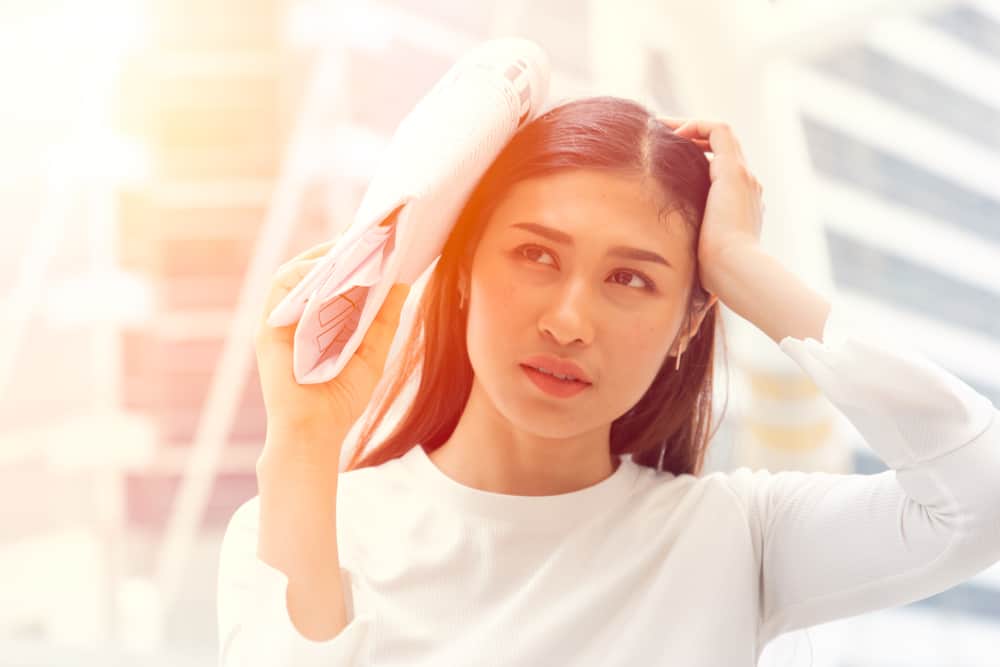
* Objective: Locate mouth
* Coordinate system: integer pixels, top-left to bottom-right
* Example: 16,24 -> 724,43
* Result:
519,364 -> 591,384
518,351 -> 593,383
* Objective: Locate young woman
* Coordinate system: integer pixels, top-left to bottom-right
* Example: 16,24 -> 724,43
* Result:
217,96 -> 1000,665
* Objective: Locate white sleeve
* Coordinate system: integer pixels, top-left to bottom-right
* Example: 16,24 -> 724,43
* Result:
732,302 -> 1000,650
216,496 -> 374,666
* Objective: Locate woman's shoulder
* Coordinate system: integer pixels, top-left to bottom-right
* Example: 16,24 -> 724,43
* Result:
222,448 -> 415,538
628,461 -> 762,511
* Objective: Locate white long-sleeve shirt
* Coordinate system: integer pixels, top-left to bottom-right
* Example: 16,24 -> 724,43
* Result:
217,301 -> 1000,666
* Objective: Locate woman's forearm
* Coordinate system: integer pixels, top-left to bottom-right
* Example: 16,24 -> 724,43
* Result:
710,244 -> 832,345
256,424 -> 349,641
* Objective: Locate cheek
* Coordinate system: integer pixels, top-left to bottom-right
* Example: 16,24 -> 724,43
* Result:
620,318 -> 663,353
465,266 -> 518,355
610,319 -> 671,381
488,275 -> 520,308
471,258 -> 521,321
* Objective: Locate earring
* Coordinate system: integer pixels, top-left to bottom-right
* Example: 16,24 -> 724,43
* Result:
675,346 -> 684,371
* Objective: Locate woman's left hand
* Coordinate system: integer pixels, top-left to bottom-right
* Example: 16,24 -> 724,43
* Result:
657,117 -> 765,298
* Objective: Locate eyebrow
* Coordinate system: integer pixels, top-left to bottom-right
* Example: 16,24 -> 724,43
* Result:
509,222 -> 673,269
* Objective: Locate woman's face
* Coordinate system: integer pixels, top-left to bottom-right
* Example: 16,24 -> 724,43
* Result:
462,168 -> 698,438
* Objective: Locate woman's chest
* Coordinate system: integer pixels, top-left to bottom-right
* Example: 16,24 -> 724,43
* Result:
344,499 -> 760,665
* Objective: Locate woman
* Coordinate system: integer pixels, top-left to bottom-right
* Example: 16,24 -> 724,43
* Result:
217,96 -> 1000,665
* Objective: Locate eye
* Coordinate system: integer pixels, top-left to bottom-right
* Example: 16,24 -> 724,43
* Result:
512,244 -> 657,293
515,243 -> 557,266
609,270 -> 652,291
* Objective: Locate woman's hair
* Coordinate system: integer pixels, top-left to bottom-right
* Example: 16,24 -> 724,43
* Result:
343,95 -> 729,476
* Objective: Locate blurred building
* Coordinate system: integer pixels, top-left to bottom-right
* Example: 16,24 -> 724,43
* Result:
116,0 -> 289,540
775,3 -> 1000,663
1,0 -> 998,664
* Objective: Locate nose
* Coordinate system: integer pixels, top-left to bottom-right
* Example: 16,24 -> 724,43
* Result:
537,279 -> 595,346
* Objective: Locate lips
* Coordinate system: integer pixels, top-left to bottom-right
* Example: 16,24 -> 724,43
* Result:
519,355 -> 592,384
522,364 -> 591,397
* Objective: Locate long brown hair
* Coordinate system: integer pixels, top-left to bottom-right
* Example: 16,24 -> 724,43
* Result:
344,95 -> 728,476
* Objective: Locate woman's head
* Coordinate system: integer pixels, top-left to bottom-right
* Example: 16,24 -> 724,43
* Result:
345,95 -> 727,476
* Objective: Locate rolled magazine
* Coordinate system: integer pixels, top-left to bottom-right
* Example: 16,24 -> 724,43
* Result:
267,38 -> 552,384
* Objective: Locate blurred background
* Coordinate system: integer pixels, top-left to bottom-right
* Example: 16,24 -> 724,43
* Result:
1,0 -> 998,665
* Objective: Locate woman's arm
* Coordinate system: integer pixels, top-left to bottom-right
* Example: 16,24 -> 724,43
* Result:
256,429 -> 349,641
729,301 -> 1000,652
709,244 -> 831,346
217,423 -> 373,665
659,114 -> 1000,653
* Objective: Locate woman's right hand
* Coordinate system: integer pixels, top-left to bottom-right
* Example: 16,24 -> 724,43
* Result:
253,238 -> 411,465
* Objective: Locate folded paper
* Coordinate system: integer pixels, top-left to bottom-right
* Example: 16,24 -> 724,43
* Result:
267,38 -> 552,384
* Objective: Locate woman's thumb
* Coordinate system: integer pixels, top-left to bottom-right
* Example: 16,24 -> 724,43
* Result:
386,282 -> 411,314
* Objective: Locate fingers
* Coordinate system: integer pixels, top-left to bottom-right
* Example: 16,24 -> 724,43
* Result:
378,283 -> 411,325
259,238 -> 340,334
657,116 -> 741,161
658,115 -> 765,210
258,258 -> 322,334
278,238 -> 338,273
658,116 -> 712,157
680,121 -> 744,161
357,283 -> 411,376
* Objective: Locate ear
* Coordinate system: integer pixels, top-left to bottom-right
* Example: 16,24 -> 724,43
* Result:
669,290 -> 719,357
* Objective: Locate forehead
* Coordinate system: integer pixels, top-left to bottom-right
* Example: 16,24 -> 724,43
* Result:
485,168 -> 690,246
